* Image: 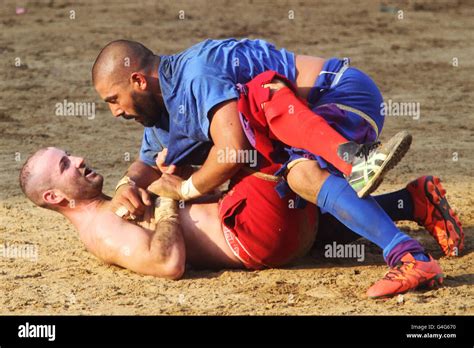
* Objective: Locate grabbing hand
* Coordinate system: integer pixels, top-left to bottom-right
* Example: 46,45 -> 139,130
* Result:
156,148 -> 178,175
147,173 -> 184,201
112,184 -> 151,218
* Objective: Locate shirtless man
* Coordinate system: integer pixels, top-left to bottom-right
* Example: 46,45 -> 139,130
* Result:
20,146 -> 461,298
18,147 -> 243,278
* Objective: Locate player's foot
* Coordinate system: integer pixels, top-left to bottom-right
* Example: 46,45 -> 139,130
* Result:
367,253 -> 444,299
406,176 -> 464,257
340,130 -> 412,198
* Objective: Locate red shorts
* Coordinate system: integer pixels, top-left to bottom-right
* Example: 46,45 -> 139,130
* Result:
218,170 -> 318,269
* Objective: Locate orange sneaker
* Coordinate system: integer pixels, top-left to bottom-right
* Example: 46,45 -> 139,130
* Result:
406,176 -> 464,257
367,253 -> 444,299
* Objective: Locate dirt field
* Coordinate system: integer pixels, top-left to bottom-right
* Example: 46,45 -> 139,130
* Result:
0,0 -> 473,315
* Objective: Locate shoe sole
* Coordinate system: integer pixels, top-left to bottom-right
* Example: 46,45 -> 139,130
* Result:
424,176 -> 464,256
357,131 -> 412,198
368,273 -> 445,299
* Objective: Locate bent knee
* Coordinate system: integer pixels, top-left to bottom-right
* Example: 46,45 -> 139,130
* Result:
286,160 -> 329,201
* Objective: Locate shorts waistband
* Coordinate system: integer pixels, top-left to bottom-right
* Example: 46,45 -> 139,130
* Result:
239,166 -> 280,182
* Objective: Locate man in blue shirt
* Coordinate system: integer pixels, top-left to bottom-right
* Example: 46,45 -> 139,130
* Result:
92,38 -> 402,206
92,39 -> 459,298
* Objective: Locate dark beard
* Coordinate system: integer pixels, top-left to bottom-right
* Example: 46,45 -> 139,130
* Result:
131,90 -> 162,127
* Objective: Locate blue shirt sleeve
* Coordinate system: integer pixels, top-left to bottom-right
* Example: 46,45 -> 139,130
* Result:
186,70 -> 240,141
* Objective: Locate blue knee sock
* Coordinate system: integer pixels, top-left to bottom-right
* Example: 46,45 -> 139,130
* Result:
317,175 -> 428,266
373,188 -> 414,221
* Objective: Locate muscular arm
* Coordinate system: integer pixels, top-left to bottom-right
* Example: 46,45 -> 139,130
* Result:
144,100 -> 251,200
91,209 -> 185,279
191,99 -> 251,194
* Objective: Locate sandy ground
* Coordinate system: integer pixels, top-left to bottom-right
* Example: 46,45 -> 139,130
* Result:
0,0 -> 473,315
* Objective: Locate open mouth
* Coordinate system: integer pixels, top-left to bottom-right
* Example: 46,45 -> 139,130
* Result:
81,165 -> 96,178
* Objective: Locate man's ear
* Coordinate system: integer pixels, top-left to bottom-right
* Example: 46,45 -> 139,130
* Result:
131,72 -> 147,91
43,189 -> 67,206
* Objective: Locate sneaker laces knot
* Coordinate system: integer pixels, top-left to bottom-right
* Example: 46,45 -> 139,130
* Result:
355,141 -> 381,161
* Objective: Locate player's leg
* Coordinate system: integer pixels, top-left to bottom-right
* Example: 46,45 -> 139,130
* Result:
286,160 -> 444,298
255,58 -> 411,198
312,176 -> 464,258
260,79 -> 411,198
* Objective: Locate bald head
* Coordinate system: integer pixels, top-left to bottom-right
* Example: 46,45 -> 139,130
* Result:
20,147 -> 104,212
19,148 -> 53,208
92,40 -> 155,87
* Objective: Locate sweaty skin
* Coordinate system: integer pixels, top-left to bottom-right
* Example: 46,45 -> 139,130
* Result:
65,183 -> 319,277
30,148 -> 318,276
74,195 -> 243,273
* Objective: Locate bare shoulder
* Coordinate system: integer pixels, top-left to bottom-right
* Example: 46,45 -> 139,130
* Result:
79,210 -> 147,264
